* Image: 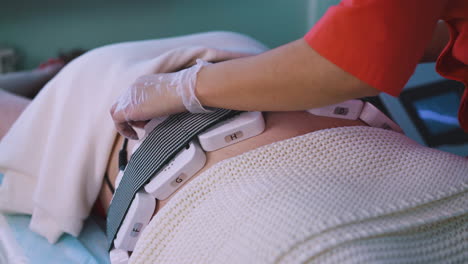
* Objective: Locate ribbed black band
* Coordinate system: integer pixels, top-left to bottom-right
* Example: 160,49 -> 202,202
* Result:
106,109 -> 242,249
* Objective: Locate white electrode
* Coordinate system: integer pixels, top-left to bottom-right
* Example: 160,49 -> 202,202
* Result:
307,100 -> 364,120
109,248 -> 129,264
197,111 -> 265,152
308,100 -> 403,133
114,191 -> 156,251
360,102 -> 403,133
144,141 -> 206,200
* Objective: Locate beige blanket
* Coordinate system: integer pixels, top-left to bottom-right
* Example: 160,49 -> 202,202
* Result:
131,126 -> 468,263
0,32 -> 268,243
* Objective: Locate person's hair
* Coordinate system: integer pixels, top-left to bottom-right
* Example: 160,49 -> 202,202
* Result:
58,49 -> 87,64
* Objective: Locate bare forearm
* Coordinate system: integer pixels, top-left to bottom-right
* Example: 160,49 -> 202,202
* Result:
196,39 -> 379,112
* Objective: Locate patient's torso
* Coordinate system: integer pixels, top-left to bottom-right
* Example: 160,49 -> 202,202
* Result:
98,111 -> 367,214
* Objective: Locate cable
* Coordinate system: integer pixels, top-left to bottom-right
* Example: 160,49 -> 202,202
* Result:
105,138 -> 129,194
104,172 -> 115,194
119,138 -> 129,171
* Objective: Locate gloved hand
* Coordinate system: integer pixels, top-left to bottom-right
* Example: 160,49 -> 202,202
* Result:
111,59 -> 212,139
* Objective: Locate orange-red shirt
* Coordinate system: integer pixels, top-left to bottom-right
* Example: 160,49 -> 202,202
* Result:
305,0 -> 468,132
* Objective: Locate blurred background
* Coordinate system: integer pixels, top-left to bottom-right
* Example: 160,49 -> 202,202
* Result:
1,0 -> 467,156
0,0 -> 331,70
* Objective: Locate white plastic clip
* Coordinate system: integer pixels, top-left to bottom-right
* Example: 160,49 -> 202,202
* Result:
307,100 -> 364,120
360,102 -> 403,133
114,191 -> 156,251
145,141 -> 206,200
308,100 -> 403,133
109,248 -> 129,264
198,111 -> 265,151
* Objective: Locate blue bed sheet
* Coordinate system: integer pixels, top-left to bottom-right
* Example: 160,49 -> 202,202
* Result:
5,214 -> 110,264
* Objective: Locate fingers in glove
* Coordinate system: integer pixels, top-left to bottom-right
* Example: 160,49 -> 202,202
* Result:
110,103 -> 139,140
110,59 -> 211,138
129,120 -> 149,129
117,121 -> 139,140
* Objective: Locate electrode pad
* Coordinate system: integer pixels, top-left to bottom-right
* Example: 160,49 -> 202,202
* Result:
144,141 -> 206,200
114,191 -> 156,251
197,111 -> 265,151
109,248 -> 129,264
308,100 -> 403,133
359,102 -> 403,133
306,100 -> 364,120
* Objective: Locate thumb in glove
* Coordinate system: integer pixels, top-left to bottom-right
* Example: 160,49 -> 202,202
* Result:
111,59 -> 212,139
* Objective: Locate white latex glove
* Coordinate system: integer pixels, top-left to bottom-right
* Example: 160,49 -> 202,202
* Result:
110,59 -> 212,139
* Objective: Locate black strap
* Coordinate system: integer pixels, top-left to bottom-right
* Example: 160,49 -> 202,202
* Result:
104,138 -> 129,194
118,138 -> 129,171
106,109 -> 242,249
104,172 -> 115,194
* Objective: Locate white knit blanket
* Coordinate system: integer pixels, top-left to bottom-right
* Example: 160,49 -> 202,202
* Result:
131,126 -> 468,263
0,32 -> 268,243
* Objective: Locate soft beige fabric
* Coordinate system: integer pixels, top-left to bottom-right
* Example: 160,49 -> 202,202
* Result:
0,32 -> 268,243
131,126 -> 468,264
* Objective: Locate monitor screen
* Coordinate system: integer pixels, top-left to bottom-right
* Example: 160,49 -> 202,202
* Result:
412,92 -> 461,135
400,80 -> 468,147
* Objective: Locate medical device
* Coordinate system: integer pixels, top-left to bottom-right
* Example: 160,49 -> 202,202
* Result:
307,100 -> 364,120
110,111 -> 266,263
144,141 -> 206,200
398,79 -> 468,148
307,100 -> 403,133
198,111 -> 265,151
113,191 -> 156,251
360,102 -> 403,133
109,248 -> 129,264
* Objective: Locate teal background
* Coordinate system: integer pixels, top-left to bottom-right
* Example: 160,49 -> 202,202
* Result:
0,0 -> 336,70
3,0 -> 465,155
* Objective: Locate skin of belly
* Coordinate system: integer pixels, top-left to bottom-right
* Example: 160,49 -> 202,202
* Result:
98,111 -> 367,216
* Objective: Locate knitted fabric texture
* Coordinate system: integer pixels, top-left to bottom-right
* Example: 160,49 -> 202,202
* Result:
130,126 -> 468,264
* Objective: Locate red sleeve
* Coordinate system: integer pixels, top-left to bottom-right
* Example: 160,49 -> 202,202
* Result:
305,0 -> 448,96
